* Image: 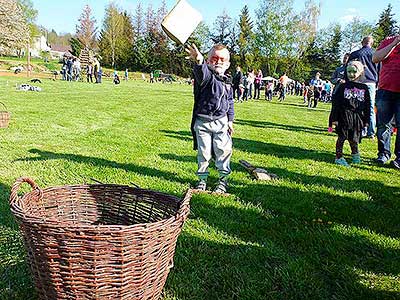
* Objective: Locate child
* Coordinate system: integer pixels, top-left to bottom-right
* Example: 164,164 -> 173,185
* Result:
265,80 -> 274,101
186,43 -> 234,193
306,85 -> 314,108
329,61 -> 371,166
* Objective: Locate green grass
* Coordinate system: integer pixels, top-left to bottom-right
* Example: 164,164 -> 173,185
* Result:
0,76 -> 399,300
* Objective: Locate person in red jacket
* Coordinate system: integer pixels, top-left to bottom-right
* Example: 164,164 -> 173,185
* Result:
372,35 -> 400,169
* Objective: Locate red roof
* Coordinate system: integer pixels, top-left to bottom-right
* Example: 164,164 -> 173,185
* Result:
50,45 -> 72,53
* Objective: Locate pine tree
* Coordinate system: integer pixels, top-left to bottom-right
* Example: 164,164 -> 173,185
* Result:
237,5 -> 253,68
76,5 -> 97,49
116,11 -> 134,68
374,4 -> 398,45
133,2 -> 144,38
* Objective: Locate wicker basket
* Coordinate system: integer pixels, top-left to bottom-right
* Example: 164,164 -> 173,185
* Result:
0,101 -> 10,128
10,177 -> 191,300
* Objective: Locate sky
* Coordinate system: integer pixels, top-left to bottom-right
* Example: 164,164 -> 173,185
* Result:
31,0 -> 400,35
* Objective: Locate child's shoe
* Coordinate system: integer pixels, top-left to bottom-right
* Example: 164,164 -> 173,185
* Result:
195,179 -> 207,191
213,177 -> 228,194
352,153 -> 361,164
334,157 -> 349,167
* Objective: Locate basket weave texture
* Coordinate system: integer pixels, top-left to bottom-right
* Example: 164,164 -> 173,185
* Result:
0,101 -> 10,128
10,177 -> 191,300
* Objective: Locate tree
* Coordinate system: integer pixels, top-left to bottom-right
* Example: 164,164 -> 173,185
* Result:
237,5 -> 253,68
190,22 -> 212,53
304,23 -> 342,80
254,0 -> 295,76
211,10 -> 233,46
0,0 -> 29,55
116,11 -> 134,68
76,5 -> 97,49
99,4 -> 123,68
341,17 -> 374,54
17,0 -> 39,41
69,37 -> 83,57
374,4 -> 398,45
133,2 -> 144,38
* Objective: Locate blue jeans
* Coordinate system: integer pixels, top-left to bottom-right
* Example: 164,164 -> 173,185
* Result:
376,89 -> 400,159
365,83 -> 376,137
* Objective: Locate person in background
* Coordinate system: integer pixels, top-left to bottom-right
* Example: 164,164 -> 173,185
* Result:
86,62 -> 93,83
232,66 -> 243,100
254,70 -> 263,99
310,72 -> 323,108
331,53 -> 350,93
348,36 -> 379,138
278,73 -> 288,101
372,35 -> 400,169
124,68 -> 129,81
265,80 -> 274,101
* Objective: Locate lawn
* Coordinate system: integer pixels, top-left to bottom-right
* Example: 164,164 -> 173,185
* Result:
0,76 -> 399,300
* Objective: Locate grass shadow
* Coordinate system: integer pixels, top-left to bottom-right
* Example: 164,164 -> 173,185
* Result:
165,193 -> 400,300
235,119 -> 328,136
160,130 -> 333,162
16,149 -> 192,186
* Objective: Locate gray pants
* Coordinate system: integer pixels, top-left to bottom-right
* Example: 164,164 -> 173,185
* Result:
194,116 -> 232,178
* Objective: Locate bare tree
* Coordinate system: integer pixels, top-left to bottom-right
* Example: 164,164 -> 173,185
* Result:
76,4 -> 97,49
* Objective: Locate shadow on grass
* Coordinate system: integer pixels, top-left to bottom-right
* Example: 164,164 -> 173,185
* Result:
165,192 -> 400,300
235,119 -> 328,136
0,182 -> 37,299
267,99 -> 331,112
160,130 -> 333,163
16,149 -> 192,186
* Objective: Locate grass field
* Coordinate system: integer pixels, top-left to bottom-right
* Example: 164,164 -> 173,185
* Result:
0,76 -> 399,300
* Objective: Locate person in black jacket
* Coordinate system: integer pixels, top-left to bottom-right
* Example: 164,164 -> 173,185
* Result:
186,43 -> 234,193
330,61 -> 371,167
348,36 -> 379,138
232,66 -> 243,101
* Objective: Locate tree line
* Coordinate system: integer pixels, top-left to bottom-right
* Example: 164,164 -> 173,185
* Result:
0,0 -> 399,81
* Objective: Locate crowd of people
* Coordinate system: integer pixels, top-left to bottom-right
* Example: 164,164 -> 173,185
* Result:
230,67 -> 335,107
60,55 -> 103,84
187,34 -> 399,194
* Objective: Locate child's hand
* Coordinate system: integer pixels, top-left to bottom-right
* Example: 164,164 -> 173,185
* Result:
185,43 -> 204,65
331,121 -> 338,126
228,121 -> 234,136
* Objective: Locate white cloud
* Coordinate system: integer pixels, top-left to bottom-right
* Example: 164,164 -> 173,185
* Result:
340,14 -> 357,24
345,8 -> 358,14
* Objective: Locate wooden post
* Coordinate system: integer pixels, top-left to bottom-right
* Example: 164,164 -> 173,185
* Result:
27,42 -> 31,78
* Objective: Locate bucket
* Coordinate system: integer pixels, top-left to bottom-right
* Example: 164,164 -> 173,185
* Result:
161,0 -> 203,44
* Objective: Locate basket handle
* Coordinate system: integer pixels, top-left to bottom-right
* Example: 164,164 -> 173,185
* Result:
10,177 -> 42,205
0,101 -> 7,111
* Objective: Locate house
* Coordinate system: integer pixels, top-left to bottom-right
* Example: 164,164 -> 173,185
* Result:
30,35 -> 51,57
50,45 -> 73,59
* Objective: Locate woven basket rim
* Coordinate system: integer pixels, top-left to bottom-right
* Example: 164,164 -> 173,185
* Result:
11,183 -> 191,231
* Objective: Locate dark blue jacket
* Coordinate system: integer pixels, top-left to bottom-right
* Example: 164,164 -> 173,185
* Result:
190,63 -> 234,149
348,46 -> 378,83
192,63 -> 234,122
